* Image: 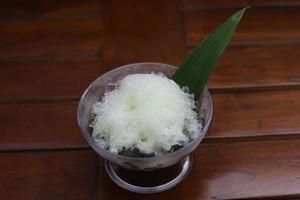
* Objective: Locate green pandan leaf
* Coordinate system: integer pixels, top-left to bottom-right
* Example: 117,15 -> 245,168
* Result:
172,7 -> 248,99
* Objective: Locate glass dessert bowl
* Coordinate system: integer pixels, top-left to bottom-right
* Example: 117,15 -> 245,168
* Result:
77,62 -> 213,193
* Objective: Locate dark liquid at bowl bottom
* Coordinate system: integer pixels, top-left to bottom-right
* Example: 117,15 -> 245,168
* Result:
110,156 -> 192,187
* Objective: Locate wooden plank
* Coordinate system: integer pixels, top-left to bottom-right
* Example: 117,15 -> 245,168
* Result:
1,90 -> 300,150
0,17 -> 101,59
0,56 -> 109,99
0,101 -> 87,150
209,89 -> 300,139
185,7 -> 300,46
0,0 -> 101,18
102,0 -> 186,68
184,0 -> 300,8
0,150 -> 98,200
205,44 -> 300,90
97,139 -> 300,199
2,44 -> 298,100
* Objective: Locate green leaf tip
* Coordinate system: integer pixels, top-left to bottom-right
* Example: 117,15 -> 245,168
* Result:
172,7 -> 249,99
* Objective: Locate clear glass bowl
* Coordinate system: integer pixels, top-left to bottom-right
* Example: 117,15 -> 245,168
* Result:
77,62 -> 213,171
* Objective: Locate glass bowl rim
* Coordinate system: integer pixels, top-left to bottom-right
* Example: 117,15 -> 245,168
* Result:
77,62 -> 213,161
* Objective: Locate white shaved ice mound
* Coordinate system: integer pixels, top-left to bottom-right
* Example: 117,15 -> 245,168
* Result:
91,74 -> 202,156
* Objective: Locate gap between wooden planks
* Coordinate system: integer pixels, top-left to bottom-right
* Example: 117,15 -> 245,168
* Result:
97,139 -> 300,200
2,139 -> 300,200
1,89 -> 300,151
184,6 -> 300,46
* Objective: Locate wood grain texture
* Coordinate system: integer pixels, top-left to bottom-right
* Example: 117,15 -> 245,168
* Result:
0,0 -> 101,18
2,0 -> 299,199
0,56 -> 107,99
0,18 -> 101,59
0,101 -> 87,150
102,0 -> 186,68
185,7 -> 300,46
2,44 -> 299,100
0,150 -> 98,200
184,0 -> 300,7
2,89 -> 299,150
97,139 -> 300,199
209,89 -> 300,139
206,44 -> 300,90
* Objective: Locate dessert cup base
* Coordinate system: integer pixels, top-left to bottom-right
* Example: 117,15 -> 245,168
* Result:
105,155 -> 192,194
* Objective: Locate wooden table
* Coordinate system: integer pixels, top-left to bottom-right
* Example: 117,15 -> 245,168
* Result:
1,0 -> 300,199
